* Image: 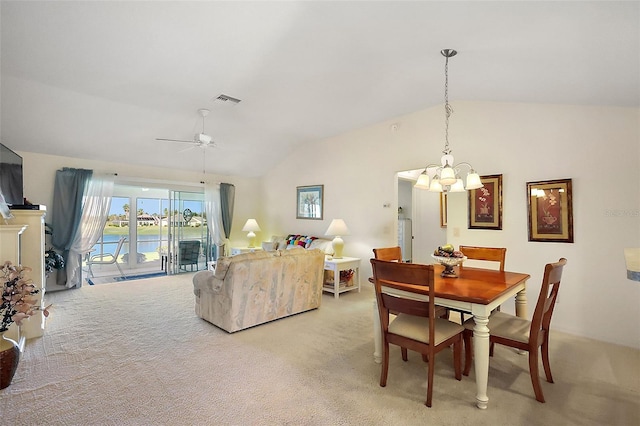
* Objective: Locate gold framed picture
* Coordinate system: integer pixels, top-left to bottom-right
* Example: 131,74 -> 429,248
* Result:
526,178 -> 573,243
468,174 -> 503,230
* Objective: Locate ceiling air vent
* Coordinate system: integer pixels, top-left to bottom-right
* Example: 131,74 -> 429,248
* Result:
213,94 -> 241,104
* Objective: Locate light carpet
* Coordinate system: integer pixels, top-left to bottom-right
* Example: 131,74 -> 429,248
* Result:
1,273 -> 638,425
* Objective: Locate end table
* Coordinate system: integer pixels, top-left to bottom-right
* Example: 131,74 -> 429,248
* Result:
323,256 -> 361,299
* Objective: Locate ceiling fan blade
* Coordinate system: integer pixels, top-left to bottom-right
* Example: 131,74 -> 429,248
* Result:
178,145 -> 196,153
155,138 -> 195,144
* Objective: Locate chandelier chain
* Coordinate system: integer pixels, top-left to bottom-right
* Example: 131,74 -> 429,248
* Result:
443,54 -> 453,156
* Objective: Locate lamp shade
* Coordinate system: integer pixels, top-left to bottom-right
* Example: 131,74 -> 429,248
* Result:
242,219 -> 261,232
428,178 -> 443,192
414,172 -> 430,189
465,173 -> 483,190
439,165 -> 457,186
449,179 -> 465,192
325,219 -> 349,236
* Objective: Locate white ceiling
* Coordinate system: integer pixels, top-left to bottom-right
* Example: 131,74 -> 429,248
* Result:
1,1 -> 638,178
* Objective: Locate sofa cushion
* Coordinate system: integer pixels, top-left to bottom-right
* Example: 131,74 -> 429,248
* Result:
308,238 -> 334,255
271,235 -> 288,250
286,234 -> 318,248
261,241 -> 276,251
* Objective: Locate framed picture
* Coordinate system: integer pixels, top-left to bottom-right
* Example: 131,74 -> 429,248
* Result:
296,185 -> 324,220
468,174 -> 503,230
440,192 -> 447,227
526,178 -> 573,243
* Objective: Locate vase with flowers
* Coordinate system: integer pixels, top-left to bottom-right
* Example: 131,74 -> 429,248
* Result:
1,261 -> 51,389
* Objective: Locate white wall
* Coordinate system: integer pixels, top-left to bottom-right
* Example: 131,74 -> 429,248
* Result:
17,151 -> 264,248
263,101 -> 640,349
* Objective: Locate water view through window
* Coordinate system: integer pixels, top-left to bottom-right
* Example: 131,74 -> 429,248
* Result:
88,185 -> 207,275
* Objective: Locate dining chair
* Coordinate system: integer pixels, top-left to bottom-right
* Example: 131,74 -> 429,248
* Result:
372,246 -> 403,262
372,247 -> 447,318
455,245 -> 507,323
458,245 -> 507,272
462,257 -> 567,403
373,247 -> 448,363
370,259 -> 463,407
87,237 -> 127,278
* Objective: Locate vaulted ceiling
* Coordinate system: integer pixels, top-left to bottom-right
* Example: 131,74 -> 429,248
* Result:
1,1 -> 638,177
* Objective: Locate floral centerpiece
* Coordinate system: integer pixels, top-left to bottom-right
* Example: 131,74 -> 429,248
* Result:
1,261 -> 51,333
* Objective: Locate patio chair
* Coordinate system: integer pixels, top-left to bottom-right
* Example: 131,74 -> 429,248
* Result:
87,237 -> 127,278
179,240 -> 201,271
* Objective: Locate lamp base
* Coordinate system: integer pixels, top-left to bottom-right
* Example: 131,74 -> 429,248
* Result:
331,236 -> 344,259
247,232 -> 256,248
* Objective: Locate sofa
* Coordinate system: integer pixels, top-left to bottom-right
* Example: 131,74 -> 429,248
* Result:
192,248 -> 325,333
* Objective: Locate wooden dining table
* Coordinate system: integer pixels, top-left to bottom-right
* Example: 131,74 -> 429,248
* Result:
371,264 -> 530,409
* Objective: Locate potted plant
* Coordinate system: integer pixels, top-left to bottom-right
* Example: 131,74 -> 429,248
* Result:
44,248 -> 65,276
1,261 -> 51,388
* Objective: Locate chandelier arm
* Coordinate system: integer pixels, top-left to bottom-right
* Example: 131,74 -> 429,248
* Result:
451,162 -> 477,172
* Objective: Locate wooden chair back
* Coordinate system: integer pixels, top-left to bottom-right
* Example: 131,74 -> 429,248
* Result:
370,259 -> 436,328
463,257 -> 567,403
370,258 -> 462,407
529,257 -> 567,345
373,246 -> 403,262
459,245 -> 506,271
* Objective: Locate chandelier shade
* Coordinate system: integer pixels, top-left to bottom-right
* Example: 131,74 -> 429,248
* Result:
415,49 -> 482,193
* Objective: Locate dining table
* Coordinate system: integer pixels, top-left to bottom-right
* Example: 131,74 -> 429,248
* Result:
371,263 -> 530,409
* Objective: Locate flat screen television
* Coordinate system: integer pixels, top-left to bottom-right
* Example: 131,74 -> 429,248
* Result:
0,143 -> 24,206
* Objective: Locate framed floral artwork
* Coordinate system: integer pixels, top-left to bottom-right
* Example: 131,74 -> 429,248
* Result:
526,178 -> 574,243
296,185 -> 323,220
468,174 -> 503,230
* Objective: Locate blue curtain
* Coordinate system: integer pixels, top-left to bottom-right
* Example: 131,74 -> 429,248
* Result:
51,168 -> 92,284
220,183 -> 235,240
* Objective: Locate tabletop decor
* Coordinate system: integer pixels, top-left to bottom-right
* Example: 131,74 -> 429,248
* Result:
432,244 -> 466,277
468,174 -> 503,230
296,185 -> 323,220
526,178 -> 574,243
1,261 -> 52,389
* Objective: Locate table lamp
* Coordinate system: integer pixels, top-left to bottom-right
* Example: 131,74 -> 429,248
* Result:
242,219 -> 261,248
325,219 -> 349,259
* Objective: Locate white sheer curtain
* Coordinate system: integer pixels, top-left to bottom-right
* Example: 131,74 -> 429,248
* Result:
66,174 -> 114,288
204,182 -> 227,259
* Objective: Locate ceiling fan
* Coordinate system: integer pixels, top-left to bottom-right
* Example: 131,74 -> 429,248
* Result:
156,108 -> 216,148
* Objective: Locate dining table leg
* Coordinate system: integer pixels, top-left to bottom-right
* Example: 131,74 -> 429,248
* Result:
472,313 -> 491,410
515,288 -> 527,318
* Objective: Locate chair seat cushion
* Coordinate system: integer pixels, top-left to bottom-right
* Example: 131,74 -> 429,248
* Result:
390,314 -> 463,345
463,311 -> 531,344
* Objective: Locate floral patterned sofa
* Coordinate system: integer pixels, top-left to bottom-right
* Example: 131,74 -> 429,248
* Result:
192,248 -> 325,333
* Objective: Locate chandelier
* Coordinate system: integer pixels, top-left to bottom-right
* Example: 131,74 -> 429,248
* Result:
414,49 -> 483,193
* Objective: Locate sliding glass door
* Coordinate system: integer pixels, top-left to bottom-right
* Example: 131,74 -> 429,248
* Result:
167,190 -> 211,275
92,183 -> 212,279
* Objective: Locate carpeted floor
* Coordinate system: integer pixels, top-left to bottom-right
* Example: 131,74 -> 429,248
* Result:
1,273 -> 638,425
